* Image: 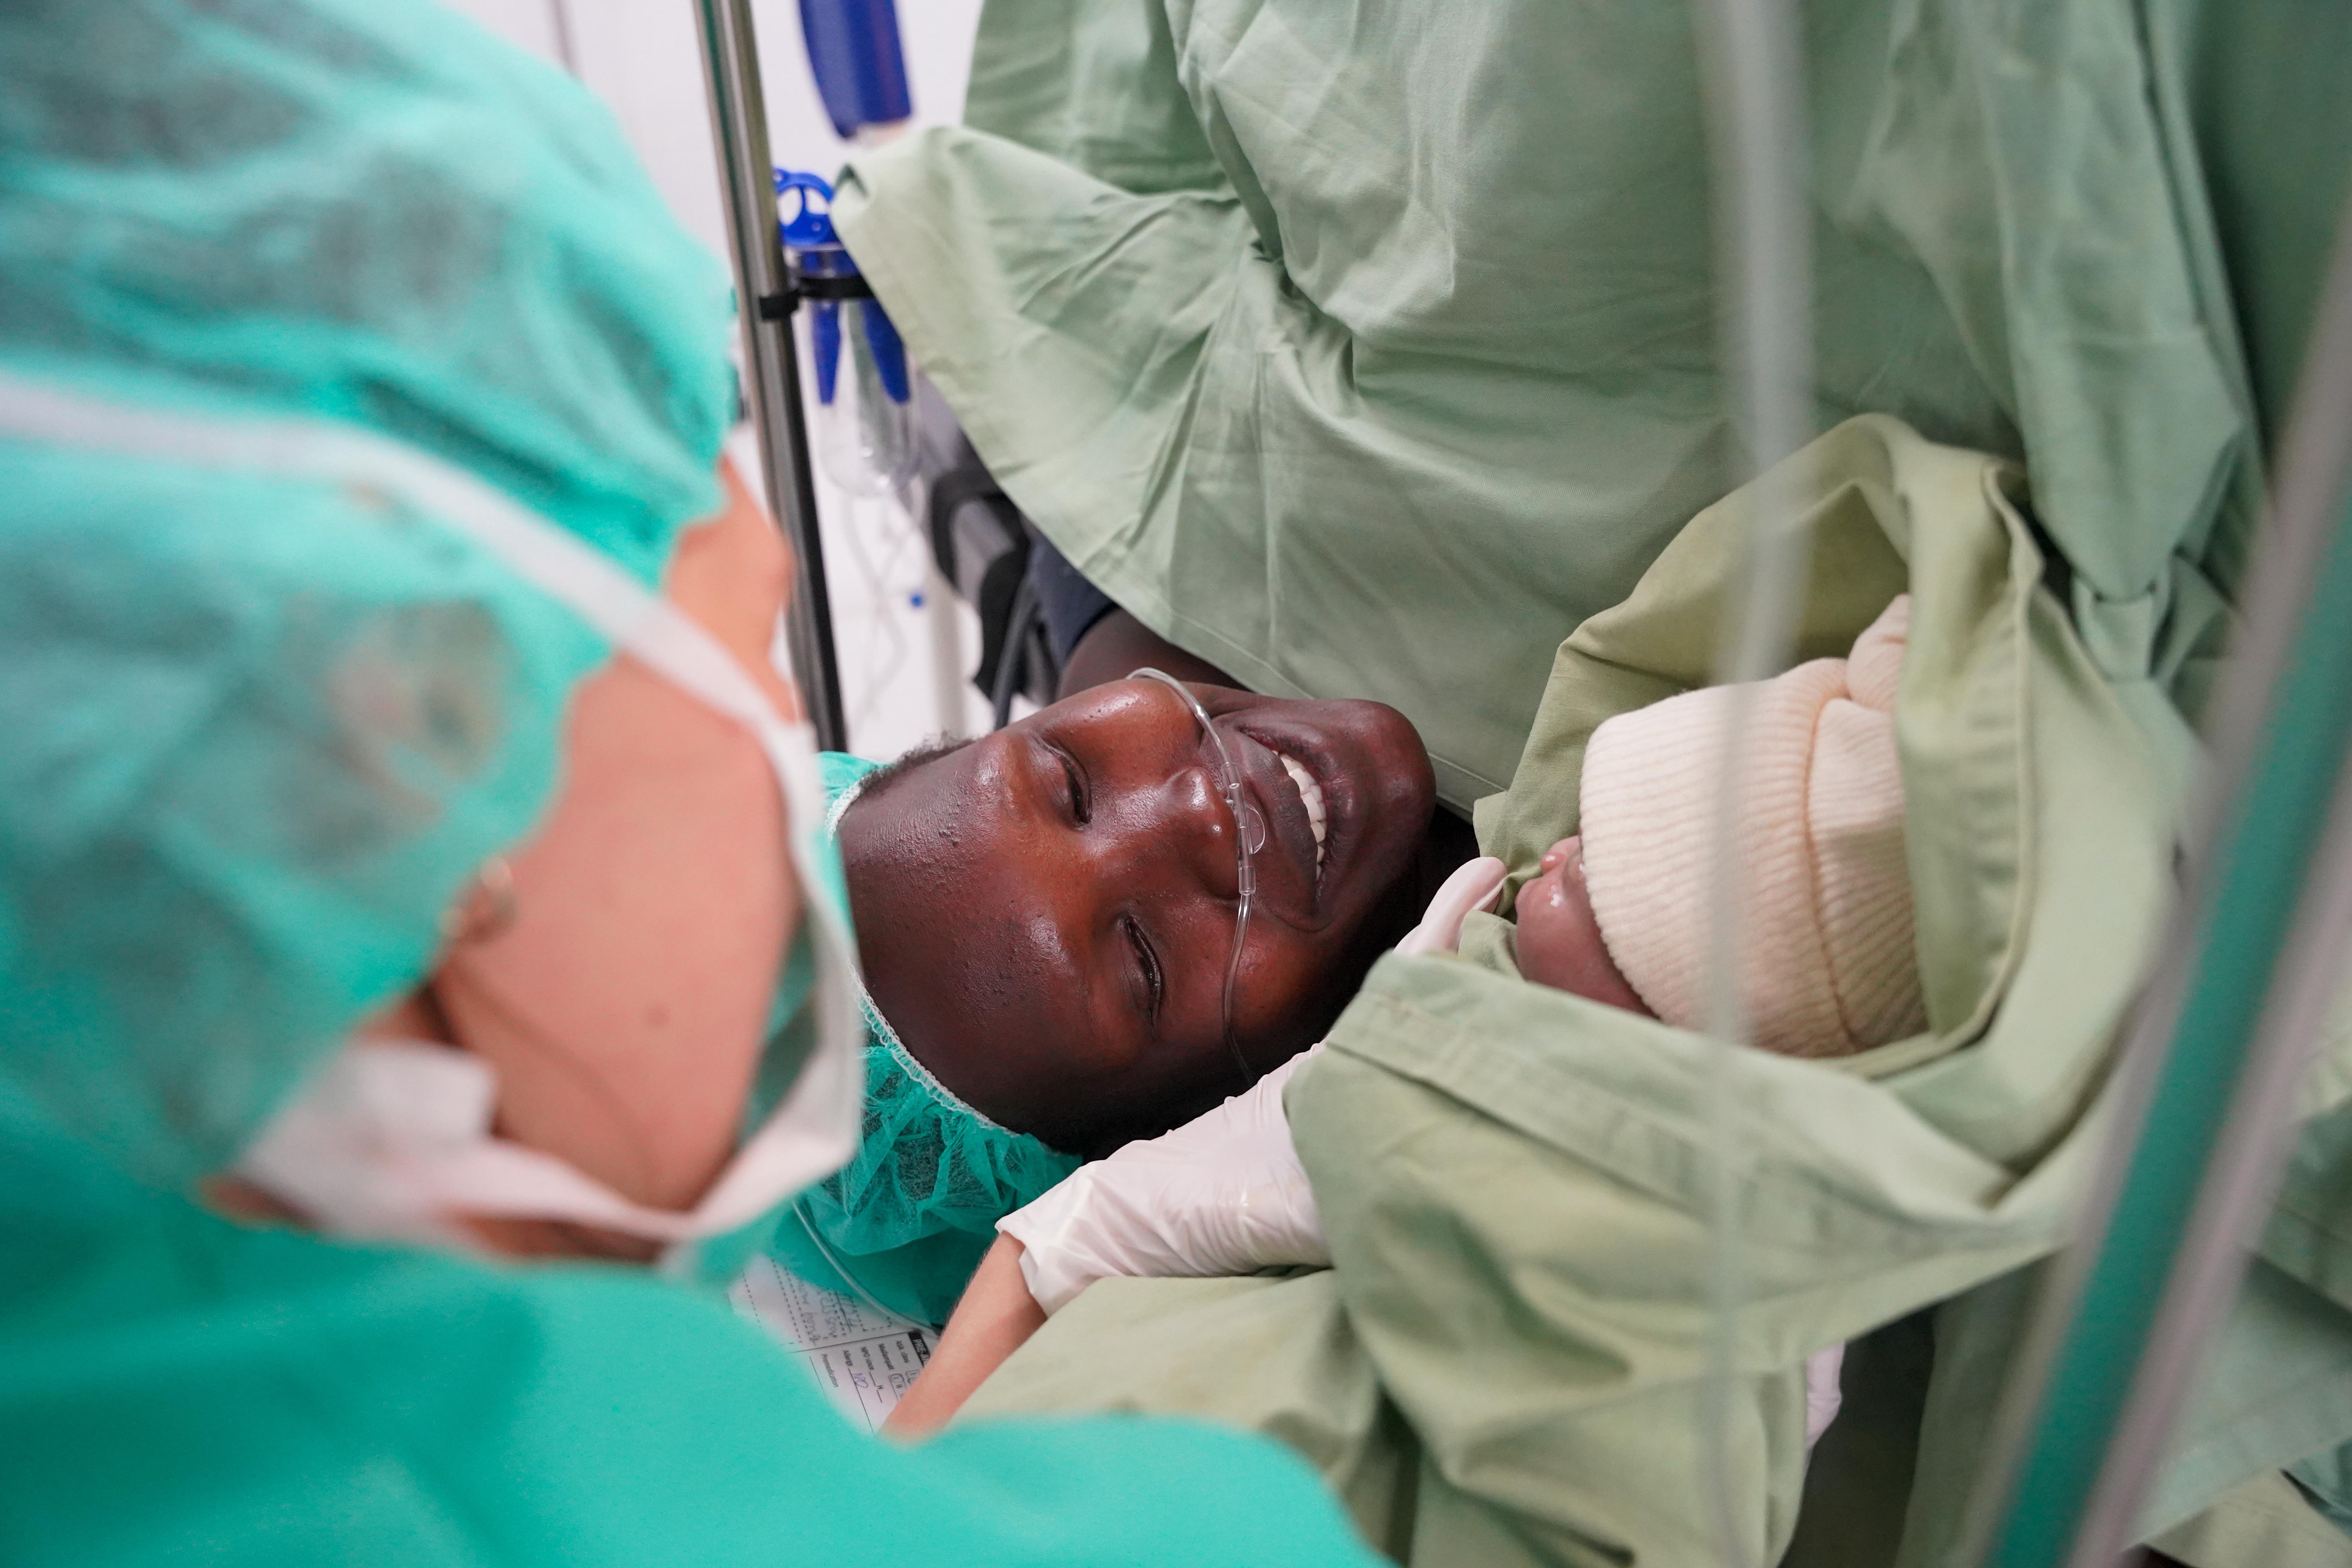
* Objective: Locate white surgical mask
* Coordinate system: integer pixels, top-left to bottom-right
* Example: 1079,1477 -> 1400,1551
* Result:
0,369 -> 862,1270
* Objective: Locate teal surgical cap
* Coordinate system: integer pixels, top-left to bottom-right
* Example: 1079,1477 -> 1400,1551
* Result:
0,0 -> 737,1194
769,755 -> 1082,1325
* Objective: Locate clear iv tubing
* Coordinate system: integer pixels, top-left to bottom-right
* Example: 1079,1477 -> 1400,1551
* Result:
1131,669 -> 1265,1084
1690,0 -> 1817,1562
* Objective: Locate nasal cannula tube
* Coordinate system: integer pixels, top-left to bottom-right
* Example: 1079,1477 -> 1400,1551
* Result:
1131,668 -> 1265,1085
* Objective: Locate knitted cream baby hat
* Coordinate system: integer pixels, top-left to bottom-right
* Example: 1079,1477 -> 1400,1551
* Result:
1575,596 -> 1925,1058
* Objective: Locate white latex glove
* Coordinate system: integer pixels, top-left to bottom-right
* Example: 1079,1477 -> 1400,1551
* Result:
1002,1045 -> 1326,1313
1003,857 -> 1509,1313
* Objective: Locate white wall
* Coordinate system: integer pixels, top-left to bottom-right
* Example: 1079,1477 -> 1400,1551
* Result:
443,0 -> 994,760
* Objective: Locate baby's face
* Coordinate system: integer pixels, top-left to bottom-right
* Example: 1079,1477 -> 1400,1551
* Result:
1512,837 -> 1652,1016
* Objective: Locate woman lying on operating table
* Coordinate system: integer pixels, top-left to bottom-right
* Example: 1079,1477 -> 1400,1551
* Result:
883,595 -> 1922,1432
777,672 -> 1475,1322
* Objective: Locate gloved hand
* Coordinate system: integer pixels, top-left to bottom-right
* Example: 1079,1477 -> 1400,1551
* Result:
1001,857 -> 1510,1313
1002,1045 -> 1327,1312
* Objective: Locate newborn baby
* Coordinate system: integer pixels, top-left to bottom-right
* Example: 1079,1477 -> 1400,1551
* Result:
1512,595 -> 1924,1054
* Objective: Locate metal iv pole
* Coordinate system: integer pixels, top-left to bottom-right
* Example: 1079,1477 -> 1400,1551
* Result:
691,0 -> 849,751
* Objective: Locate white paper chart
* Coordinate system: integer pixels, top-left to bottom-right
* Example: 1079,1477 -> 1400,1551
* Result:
730,1254 -> 934,1434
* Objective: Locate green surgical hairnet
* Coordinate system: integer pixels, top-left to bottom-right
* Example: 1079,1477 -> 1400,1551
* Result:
769,755 -> 1082,1325
0,0 -> 736,1194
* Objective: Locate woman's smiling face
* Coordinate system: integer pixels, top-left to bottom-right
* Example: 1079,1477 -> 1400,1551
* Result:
839,679 -> 1435,1155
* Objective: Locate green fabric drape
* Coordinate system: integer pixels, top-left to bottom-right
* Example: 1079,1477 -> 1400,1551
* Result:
967,421 -> 2352,1566
838,0 -> 2349,811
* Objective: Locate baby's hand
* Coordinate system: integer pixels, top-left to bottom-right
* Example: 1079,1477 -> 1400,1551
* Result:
1513,837 -> 1653,1016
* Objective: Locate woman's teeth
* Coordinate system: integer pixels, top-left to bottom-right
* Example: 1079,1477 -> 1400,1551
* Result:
1276,752 -> 1327,866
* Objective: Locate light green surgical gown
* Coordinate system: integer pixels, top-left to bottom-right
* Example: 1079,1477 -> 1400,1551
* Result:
836,0 -> 2351,811
0,4 -> 1382,1562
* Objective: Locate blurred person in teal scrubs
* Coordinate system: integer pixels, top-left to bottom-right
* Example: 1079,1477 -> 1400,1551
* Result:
0,4 -> 1382,1563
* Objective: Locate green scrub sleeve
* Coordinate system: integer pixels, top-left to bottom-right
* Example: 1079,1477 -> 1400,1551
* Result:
0,1146 -> 1383,1568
